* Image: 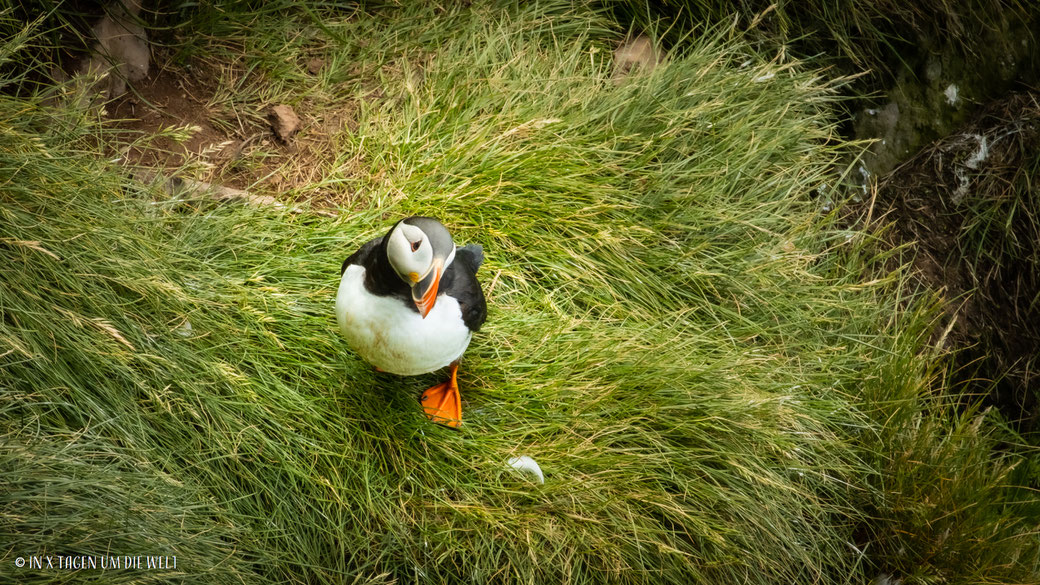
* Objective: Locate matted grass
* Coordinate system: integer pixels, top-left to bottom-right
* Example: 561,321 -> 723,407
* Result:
2,3 -> 1037,584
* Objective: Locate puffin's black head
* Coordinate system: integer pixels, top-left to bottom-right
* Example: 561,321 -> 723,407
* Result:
385,217 -> 456,318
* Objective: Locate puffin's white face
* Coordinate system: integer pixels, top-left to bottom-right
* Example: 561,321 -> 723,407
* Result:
387,222 -> 434,284
386,218 -> 457,318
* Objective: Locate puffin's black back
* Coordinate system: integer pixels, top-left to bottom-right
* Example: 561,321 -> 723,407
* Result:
341,235 -> 487,332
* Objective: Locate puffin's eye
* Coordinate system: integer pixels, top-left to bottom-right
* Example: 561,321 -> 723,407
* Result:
410,240 -> 421,252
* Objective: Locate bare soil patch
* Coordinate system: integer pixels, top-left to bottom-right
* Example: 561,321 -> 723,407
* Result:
109,66 -> 228,171
871,91 -> 1040,433
106,55 -> 358,208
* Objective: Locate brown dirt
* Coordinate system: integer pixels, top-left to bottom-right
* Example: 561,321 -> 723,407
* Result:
106,56 -> 360,208
867,91 -> 1040,434
109,67 -> 228,171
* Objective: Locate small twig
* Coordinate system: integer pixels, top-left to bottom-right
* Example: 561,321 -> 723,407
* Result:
863,178 -> 879,230
133,168 -> 283,209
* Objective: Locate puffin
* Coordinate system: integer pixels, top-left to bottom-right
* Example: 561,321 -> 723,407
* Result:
335,217 -> 486,428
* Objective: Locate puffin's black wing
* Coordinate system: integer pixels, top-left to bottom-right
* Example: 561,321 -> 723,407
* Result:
341,236 -> 383,276
444,244 -> 486,332
342,234 -> 414,308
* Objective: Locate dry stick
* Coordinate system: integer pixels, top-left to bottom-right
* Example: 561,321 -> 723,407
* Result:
131,168 -> 338,217
133,168 -> 284,208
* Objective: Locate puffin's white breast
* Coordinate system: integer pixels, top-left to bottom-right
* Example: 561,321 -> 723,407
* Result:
335,265 -> 472,376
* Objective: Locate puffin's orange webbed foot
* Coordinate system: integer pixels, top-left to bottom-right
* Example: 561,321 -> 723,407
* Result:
420,361 -> 461,428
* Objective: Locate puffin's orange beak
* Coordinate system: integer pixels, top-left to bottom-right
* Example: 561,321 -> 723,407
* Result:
412,260 -> 443,318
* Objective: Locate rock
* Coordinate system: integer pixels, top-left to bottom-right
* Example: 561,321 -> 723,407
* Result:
306,57 -> 324,75
268,105 -> 301,143
852,12 -> 1038,176
611,35 -> 662,84
81,0 -> 150,99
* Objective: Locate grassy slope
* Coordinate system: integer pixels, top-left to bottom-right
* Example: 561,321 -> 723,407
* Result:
1,3 -> 1037,584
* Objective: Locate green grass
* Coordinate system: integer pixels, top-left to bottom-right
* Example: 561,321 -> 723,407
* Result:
2,2 -> 1038,584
